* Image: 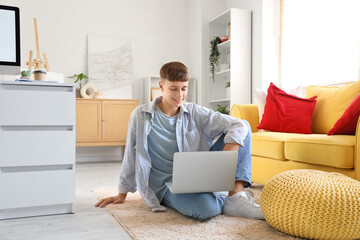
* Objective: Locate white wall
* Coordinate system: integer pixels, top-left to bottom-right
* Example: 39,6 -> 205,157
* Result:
1,0 -> 279,161
262,0 -> 280,89
1,0 -> 191,99
188,0 -> 226,106
1,0 -> 194,161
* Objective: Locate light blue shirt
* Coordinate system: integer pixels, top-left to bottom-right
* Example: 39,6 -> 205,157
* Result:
118,97 -> 248,212
148,105 -> 179,202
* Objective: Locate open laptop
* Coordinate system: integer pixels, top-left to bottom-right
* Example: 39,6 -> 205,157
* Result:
165,151 -> 237,194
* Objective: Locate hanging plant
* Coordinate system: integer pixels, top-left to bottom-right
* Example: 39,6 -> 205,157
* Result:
209,36 -> 221,82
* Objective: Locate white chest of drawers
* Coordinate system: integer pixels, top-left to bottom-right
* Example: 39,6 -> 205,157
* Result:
0,80 -> 76,219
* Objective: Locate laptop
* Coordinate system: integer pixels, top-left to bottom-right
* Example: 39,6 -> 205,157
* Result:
165,151 -> 238,194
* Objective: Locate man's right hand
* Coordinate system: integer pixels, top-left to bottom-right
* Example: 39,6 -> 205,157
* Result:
95,193 -> 127,208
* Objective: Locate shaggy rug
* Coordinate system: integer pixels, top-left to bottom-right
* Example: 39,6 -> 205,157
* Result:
93,185 -> 299,240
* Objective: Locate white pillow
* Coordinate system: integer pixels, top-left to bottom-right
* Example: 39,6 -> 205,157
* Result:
254,85 -> 308,122
286,85 -> 307,98
254,88 -> 267,122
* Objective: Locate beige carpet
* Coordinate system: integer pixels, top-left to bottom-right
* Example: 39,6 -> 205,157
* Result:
93,185 -> 299,240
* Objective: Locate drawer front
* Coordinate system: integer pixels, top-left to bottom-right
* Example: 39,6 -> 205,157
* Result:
0,84 -> 75,125
0,170 -> 75,209
0,131 -> 75,167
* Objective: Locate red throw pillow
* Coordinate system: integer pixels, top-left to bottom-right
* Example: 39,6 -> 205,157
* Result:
328,94 -> 360,135
257,83 -> 317,134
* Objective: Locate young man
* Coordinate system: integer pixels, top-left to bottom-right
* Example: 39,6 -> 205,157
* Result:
95,62 -> 264,220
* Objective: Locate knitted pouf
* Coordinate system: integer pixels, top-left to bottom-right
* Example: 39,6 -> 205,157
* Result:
261,170 -> 360,240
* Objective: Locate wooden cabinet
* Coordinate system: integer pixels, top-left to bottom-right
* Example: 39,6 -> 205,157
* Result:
76,98 -> 139,146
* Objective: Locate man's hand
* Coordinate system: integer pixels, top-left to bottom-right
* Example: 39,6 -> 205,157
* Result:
95,193 -> 127,208
223,143 -> 240,151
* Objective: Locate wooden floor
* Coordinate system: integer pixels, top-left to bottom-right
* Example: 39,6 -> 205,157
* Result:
0,162 -> 132,240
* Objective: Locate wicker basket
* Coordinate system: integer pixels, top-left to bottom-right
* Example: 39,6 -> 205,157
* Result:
261,170 -> 360,240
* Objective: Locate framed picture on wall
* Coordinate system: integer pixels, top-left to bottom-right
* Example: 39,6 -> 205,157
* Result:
151,87 -> 162,101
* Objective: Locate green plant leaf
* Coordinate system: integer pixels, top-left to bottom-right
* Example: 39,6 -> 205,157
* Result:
68,73 -> 88,83
21,69 -> 32,77
209,36 -> 221,82
215,104 -> 229,115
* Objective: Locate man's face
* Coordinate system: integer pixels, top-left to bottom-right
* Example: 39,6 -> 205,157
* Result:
159,79 -> 188,108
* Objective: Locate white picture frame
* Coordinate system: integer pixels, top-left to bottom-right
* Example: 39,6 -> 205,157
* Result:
151,87 -> 162,101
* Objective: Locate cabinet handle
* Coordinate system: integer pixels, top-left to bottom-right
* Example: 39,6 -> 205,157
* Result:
1,84 -> 73,92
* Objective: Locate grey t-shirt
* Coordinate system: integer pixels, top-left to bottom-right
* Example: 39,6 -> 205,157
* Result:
148,105 -> 179,202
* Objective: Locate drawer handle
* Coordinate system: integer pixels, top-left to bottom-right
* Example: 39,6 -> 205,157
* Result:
0,164 -> 74,173
1,125 -> 74,131
1,84 -> 74,92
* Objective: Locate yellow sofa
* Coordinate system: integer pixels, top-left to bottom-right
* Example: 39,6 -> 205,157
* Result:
231,102 -> 360,185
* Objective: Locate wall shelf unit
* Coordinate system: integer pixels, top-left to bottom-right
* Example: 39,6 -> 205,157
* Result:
207,8 -> 251,113
217,39 -> 231,50
144,75 -> 197,104
209,99 -> 231,103
215,69 -> 231,78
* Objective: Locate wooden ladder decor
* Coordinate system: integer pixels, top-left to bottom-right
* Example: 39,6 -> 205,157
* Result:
26,18 -> 50,71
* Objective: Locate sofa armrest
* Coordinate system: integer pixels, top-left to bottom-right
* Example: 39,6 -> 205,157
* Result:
355,116 -> 360,181
231,104 -> 259,133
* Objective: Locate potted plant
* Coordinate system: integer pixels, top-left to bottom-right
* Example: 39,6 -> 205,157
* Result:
216,104 -> 230,115
20,69 -> 32,79
225,81 -> 230,99
209,36 -> 221,82
68,73 -> 88,88
69,73 -> 88,98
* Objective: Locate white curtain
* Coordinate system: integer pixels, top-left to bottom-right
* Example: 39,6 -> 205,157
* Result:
280,0 -> 360,89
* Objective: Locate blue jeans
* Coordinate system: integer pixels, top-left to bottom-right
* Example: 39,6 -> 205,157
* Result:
161,120 -> 252,220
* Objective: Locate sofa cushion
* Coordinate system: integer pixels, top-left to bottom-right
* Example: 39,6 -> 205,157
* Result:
306,80 -> 360,134
254,85 -> 308,122
252,132 -> 302,160
328,93 -> 360,135
285,134 -> 355,169
258,83 -> 317,134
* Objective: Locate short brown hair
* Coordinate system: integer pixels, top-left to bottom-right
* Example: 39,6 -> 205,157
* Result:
160,62 -> 189,82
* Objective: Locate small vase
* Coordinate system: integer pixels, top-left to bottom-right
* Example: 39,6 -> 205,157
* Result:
80,82 -> 97,98
225,87 -> 230,99
75,88 -> 81,98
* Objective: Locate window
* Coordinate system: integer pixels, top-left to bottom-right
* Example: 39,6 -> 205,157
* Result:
280,0 -> 360,89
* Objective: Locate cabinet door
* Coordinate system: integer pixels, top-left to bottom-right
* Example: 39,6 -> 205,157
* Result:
102,100 -> 138,143
76,100 -> 101,141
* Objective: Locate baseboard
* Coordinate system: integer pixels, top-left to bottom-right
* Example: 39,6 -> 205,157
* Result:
76,155 -> 122,163
76,146 -> 123,163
